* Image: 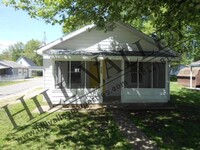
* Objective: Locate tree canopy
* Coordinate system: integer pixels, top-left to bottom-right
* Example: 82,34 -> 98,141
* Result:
3,0 -> 200,64
0,40 -> 42,66
3,0 -> 200,34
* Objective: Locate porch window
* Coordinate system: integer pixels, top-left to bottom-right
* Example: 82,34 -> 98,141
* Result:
124,61 -> 166,88
55,61 -> 84,88
124,62 -> 137,88
153,63 -> 165,88
139,63 -> 152,88
55,61 -> 100,89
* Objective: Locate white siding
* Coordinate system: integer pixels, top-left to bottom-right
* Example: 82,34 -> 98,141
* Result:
52,24 -> 160,53
121,88 -> 168,103
17,58 -> 30,67
43,56 -> 55,90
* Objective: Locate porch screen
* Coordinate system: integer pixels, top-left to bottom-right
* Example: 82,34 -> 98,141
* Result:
153,63 -> 165,88
124,62 -> 137,88
139,62 -> 152,88
55,61 -> 85,88
124,61 -> 166,88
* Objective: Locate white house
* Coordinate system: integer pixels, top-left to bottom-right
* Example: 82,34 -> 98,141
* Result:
16,56 -> 43,77
37,22 -> 179,105
0,60 -> 29,80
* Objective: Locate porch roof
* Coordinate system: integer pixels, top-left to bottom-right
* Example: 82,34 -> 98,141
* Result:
47,49 -> 177,58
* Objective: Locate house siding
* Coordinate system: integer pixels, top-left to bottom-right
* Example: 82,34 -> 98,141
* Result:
121,88 -> 168,103
52,25 -> 160,53
43,55 -> 55,89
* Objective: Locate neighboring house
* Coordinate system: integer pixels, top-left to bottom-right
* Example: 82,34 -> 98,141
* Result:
177,60 -> 200,88
37,22 -> 179,105
170,64 -> 186,76
16,56 -> 43,77
0,60 -> 29,80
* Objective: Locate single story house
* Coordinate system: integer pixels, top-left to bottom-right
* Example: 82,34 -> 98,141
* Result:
37,22 -> 179,105
0,60 -> 29,80
16,56 -> 43,77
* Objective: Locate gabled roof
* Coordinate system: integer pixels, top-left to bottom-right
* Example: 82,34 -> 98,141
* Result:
177,67 -> 200,77
37,24 -> 95,55
0,60 -> 28,68
17,56 -> 37,66
37,22 -> 178,58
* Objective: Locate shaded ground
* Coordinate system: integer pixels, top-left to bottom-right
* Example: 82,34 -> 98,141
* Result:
129,82 -> 200,149
0,100 -> 131,150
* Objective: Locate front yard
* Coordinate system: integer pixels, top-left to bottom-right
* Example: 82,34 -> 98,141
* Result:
0,81 -> 199,149
0,95 -> 131,150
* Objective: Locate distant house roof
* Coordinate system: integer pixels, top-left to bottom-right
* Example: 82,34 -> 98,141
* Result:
0,64 -> 9,69
190,60 -> 200,67
0,60 -> 28,68
17,56 -> 37,66
177,67 -> 200,77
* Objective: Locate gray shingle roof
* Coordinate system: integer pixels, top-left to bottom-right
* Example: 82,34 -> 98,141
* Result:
190,60 -> 200,67
0,60 -> 28,68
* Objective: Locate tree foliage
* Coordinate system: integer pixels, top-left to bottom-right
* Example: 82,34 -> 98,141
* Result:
3,0 -> 200,64
0,40 -> 42,66
3,0 -> 200,34
23,40 -> 43,66
5,42 -> 24,61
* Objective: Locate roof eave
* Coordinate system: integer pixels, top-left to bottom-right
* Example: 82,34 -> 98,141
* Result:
37,24 -> 96,55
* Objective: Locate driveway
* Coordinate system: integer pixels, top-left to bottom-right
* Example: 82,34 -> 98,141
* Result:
0,77 -> 43,99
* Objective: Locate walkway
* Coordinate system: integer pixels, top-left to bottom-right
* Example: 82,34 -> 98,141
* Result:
110,109 -> 158,150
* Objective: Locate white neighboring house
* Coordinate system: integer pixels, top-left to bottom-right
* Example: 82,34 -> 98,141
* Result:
0,60 -> 29,80
16,56 -> 43,77
37,22 -> 179,105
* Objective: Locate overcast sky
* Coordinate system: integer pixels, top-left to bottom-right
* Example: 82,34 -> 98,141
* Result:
0,2 -> 63,53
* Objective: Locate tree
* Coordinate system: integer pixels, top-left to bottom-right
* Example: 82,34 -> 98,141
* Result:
23,40 -> 42,66
3,0 -> 200,36
3,0 -> 199,64
0,49 -> 12,60
0,40 -> 42,66
7,42 -> 24,61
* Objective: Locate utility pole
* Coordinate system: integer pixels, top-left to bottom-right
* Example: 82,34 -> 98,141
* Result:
43,32 -> 47,45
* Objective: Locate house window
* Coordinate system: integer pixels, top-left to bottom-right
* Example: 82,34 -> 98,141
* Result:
124,61 -> 165,88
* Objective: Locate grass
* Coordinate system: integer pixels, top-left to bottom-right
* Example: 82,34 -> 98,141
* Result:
0,80 -> 27,87
1,80 -> 199,149
130,82 -> 200,149
0,95 -> 131,150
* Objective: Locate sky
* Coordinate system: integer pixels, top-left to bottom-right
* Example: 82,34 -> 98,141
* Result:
0,2 -> 63,53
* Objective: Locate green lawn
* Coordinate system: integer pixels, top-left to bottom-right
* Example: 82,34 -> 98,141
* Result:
0,95 -> 131,150
0,80 -> 27,87
130,82 -> 200,149
1,81 -> 199,149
